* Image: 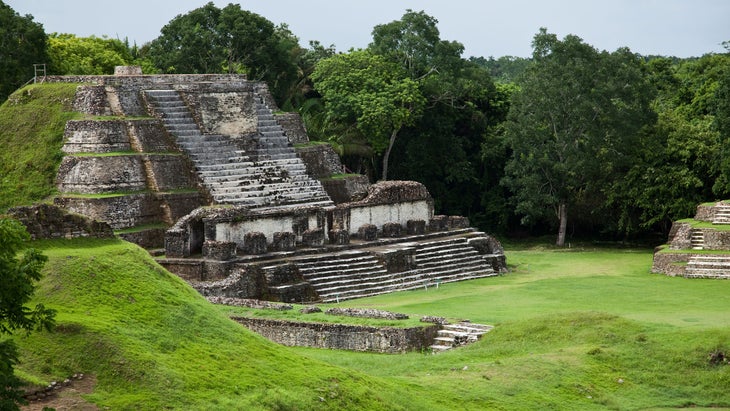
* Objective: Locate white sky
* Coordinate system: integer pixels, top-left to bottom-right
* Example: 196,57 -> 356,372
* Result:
5,0 -> 730,58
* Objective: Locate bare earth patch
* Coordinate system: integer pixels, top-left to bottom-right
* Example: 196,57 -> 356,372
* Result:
21,375 -> 99,411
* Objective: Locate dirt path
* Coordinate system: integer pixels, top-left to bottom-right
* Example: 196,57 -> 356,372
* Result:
21,375 -> 99,411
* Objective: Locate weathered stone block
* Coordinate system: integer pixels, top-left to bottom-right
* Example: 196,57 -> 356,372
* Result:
429,215 -> 448,232
165,229 -> 189,258
448,215 -> 470,229
62,120 -> 131,153
8,204 -> 113,240
328,229 -> 350,245
382,222 -> 403,238
407,219 -> 426,235
302,229 -> 325,247
56,155 -> 147,194
203,241 -> 237,261
321,175 -> 370,204
295,144 -> 343,178
244,232 -> 268,255
375,247 -> 415,273
358,224 -> 378,241
271,231 -> 296,251
276,112 -> 309,145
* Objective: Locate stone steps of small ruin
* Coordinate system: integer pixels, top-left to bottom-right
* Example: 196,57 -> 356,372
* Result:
684,255 -> 730,278
691,229 -> 705,250
713,205 -> 730,224
430,322 -> 493,353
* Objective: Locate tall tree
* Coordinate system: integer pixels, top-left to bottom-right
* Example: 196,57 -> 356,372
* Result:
47,34 -> 134,75
0,217 -> 55,410
0,1 -> 48,103
310,50 -> 425,180
503,29 -> 655,246
367,9 -> 508,231
145,2 -> 298,104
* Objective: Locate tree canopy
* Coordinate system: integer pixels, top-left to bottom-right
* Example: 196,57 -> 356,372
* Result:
145,2 -> 298,105
0,217 -> 55,409
311,50 -> 425,180
0,1 -> 48,103
503,29 -> 656,245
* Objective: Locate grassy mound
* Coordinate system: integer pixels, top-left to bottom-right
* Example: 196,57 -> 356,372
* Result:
13,240 -> 730,409
0,83 -> 80,212
15,238 -> 442,410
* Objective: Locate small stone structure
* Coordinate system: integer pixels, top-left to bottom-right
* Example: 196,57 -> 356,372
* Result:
653,201 -> 730,278
232,317 -> 439,353
8,204 -> 113,240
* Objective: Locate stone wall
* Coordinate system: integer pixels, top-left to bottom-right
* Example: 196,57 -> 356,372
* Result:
295,144 -> 343,178
62,120 -> 132,153
8,204 -> 113,240
332,181 -> 434,235
320,175 -> 370,204
277,112 -> 309,144
232,317 -> 439,353
651,251 -> 694,276
56,155 -> 148,193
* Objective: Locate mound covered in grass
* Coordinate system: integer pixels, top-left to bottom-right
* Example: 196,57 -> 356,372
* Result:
14,238 -> 445,410
0,83 -> 80,212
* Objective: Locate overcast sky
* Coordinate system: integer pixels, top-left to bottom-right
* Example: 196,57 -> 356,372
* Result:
6,0 -> 730,58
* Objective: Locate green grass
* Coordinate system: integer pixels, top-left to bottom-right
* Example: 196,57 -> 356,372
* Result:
0,83 -> 81,212
14,238 -> 441,410
13,240 -> 730,410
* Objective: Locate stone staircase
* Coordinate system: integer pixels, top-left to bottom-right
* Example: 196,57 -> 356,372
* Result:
684,255 -> 730,279
690,229 -> 705,250
713,204 -> 730,224
288,235 -> 498,303
145,89 -> 332,209
430,322 -> 493,353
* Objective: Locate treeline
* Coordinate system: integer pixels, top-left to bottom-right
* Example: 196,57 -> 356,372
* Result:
2,1 -> 729,244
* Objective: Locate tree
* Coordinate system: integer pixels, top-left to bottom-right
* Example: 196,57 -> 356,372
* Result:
311,50 -> 425,180
47,34 -> 134,75
503,29 -> 655,246
145,2 -> 298,104
0,1 -> 48,103
0,217 -> 55,409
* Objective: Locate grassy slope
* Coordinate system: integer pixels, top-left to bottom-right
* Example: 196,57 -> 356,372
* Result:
296,247 -> 730,410
15,238 -> 445,410
0,83 -> 80,212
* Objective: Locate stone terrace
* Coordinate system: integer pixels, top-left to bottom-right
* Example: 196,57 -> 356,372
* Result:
653,201 -> 730,279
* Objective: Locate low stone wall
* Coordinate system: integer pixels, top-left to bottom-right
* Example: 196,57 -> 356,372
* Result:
232,317 -> 439,353
8,204 -> 113,240
651,251 -> 694,276
695,204 -> 715,222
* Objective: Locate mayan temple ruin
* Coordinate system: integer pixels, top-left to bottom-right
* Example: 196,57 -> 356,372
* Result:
11,67 -> 507,304
652,201 -> 730,279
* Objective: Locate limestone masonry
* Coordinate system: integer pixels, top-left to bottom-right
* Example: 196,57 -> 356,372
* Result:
37,67 -> 507,304
652,201 -> 730,279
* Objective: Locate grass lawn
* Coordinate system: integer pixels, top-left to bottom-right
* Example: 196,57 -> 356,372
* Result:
295,246 -> 730,410
12,240 -> 730,410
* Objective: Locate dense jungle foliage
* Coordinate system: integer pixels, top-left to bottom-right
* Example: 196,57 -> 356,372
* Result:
2,1 -> 729,243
